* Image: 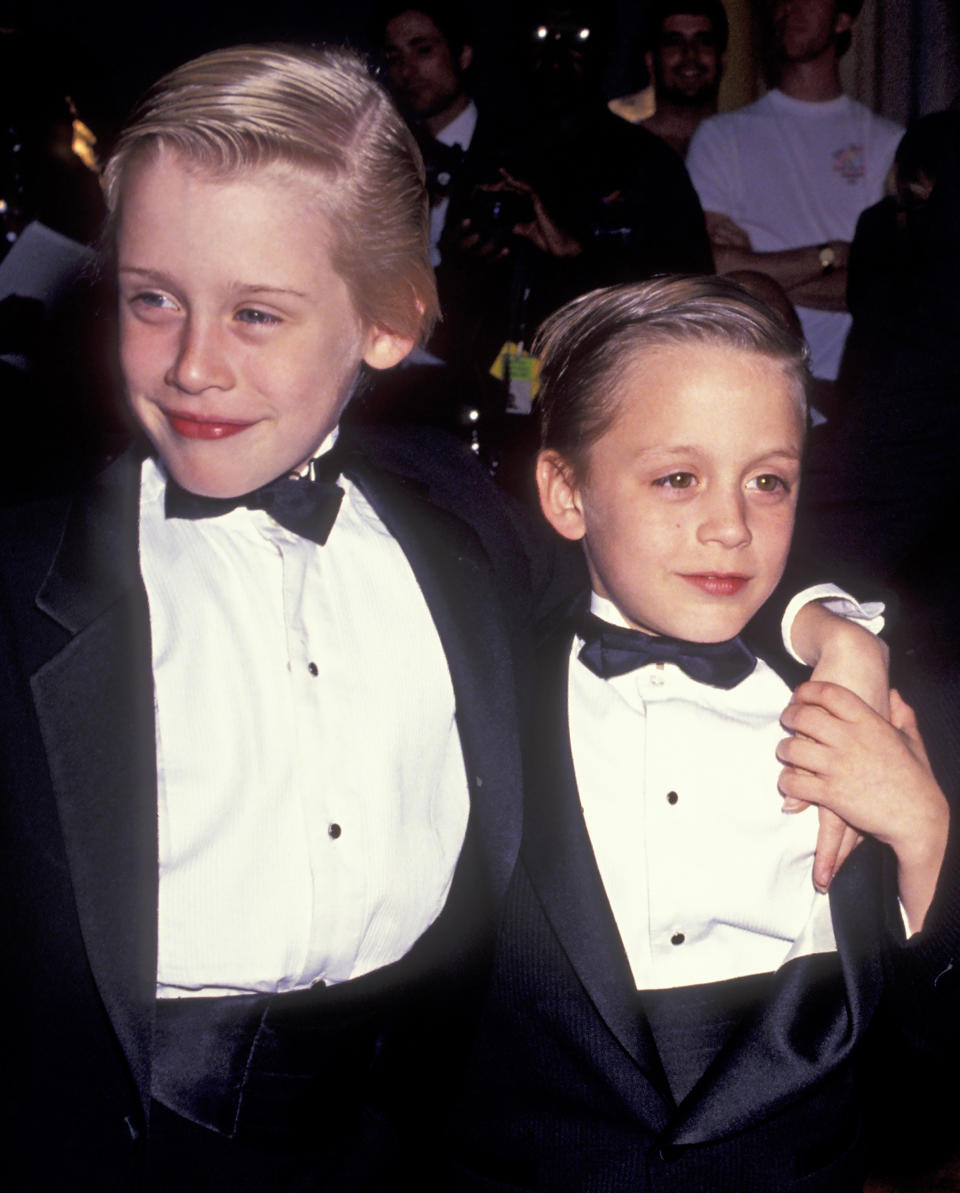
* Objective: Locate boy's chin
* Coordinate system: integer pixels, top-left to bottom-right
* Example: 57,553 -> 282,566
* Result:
156,447 -> 307,501
637,609 -> 758,644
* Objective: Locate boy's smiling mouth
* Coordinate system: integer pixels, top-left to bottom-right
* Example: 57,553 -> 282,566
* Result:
679,573 -> 751,596
166,411 -> 259,440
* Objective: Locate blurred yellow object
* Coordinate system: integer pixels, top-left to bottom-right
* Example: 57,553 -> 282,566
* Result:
69,99 -> 98,172
490,340 -> 540,414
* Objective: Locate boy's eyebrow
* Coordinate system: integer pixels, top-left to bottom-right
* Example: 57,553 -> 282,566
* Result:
632,444 -> 802,464
635,444 -> 699,458
232,284 -> 312,299
746,447 -> 803,464
117,266 -> 170,281
117,266 -> 310,299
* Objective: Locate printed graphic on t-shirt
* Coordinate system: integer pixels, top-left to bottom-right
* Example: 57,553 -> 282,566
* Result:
832,144 -> 866,184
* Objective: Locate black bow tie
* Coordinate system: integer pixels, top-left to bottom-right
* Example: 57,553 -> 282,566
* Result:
164,453 -> 344,546
577,611 -> 756,690
420,136 -> 466,200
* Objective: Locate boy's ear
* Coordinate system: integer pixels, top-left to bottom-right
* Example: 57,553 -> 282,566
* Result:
536,449 -> 587,542
362,324 -> 416,371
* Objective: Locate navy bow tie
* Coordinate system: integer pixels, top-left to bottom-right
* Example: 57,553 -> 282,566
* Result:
164,454 -> 344,546
577,611 -> 756,689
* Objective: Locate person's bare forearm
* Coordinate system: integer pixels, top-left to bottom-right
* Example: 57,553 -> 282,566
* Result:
711,243 -> 822,289
785,269 -> 849,311
790,602 -> 889,715
708,220 -> 849,310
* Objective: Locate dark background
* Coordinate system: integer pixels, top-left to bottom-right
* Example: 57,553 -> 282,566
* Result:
5,0 -> 960,150
3,1 -> 625,145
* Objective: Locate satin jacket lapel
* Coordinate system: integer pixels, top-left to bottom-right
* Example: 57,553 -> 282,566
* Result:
340,447 -> 523,904
31,451 -> 158,1110
668,836 -> 892,1145
522,630 -> 673,1123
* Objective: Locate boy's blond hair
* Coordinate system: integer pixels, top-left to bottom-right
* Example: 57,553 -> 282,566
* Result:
102,44 -> 437,343
534,275 -> 809,472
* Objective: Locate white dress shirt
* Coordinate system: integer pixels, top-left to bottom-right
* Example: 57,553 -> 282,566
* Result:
570,592 -> 882,991
139,453 -> 470,997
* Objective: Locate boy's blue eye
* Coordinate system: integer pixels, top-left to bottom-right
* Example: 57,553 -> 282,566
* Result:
654,471 -> 696,489
132,291 -> 175,310
236,308 -> 281,325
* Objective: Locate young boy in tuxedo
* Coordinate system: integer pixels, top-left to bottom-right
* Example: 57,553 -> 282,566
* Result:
0,43 -> 571,1192
448,276 -> 956,1192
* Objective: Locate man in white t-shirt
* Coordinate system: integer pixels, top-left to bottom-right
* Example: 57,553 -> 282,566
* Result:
687,0 -> 902,383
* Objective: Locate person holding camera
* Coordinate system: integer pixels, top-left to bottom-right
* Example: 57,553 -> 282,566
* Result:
378,4 -> 546,386
378,4 -> 713,435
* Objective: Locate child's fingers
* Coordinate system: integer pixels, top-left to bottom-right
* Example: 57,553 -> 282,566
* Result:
777,733 -> 825,772
811,809 -> 861,892
781,794 -> 812,813
777,740 -> 836,803
780,700 -> 850,747
830,822 -> 863,875
778,766 -> 869,860
812,809 -> 844,891
777,752 -> 837,804
777,729 -> 870,812
788,679 -> 874,722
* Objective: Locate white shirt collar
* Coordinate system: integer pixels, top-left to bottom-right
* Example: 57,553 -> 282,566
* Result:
435,100 -> 478,150
589,592 -> 640,631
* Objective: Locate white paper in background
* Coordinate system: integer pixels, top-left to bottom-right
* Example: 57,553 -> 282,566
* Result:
0,220 -> 97,369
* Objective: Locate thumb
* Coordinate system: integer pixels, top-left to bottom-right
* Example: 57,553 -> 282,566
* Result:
889,688 -> 917,733
890,689 -> 931,766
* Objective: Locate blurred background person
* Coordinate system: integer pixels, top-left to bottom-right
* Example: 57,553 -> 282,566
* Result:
687,0 -> 902,408
612,0 -> 728,161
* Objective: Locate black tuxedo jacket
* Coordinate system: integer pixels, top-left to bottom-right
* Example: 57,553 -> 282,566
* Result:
447,620 -> 960,1193
0,425 -> 577,1190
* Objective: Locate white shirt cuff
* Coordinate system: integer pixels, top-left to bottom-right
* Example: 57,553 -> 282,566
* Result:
781,584 -> 886,664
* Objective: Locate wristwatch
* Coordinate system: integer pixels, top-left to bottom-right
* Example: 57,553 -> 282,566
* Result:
817,243 -> 836,276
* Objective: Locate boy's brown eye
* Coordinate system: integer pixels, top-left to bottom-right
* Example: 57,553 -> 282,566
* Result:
658,471 -> 695,489
752,474 -> 784,492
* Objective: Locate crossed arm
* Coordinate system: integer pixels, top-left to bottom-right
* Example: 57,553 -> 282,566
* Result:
705,211 -> 850,312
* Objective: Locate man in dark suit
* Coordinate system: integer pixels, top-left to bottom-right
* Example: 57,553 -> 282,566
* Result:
378,4 -> 521,373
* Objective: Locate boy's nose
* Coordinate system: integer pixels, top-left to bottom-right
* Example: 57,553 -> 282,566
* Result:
166,318 -> 235,394
696,490 -> 752,548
